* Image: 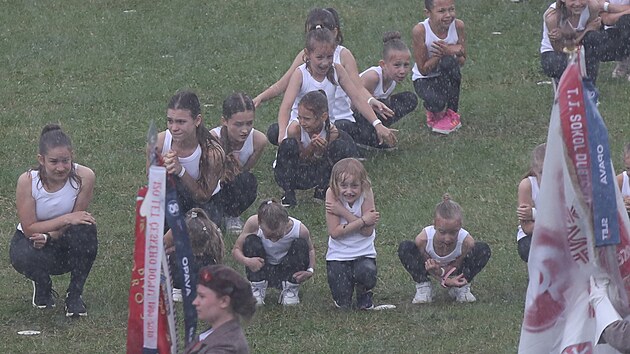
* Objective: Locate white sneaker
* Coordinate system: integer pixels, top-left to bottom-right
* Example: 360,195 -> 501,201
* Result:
412,281 -> 433,304
172,288 -> 182,303
448,283 -> 476,303
250,280 -> 267,306
279,281 -> 300,306
225,216 -> 244,234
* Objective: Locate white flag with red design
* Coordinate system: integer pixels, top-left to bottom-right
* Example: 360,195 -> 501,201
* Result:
518,54 -> 630,353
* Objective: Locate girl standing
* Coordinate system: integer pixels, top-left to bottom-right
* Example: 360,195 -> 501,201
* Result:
325,158 -> 380,310
412,0 -> 466,135
151,90 -> 226,225
256,8 -> 396,147
398,194 -> 491,303
186,264 -> 256,354
232,199 -> 315,306
354,31 -> 418,149
10,124 -> 98,317
516,143 -> 546,262
210,92 -> 268,233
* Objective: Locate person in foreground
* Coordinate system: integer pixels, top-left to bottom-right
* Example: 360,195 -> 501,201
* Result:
186,264 -> 256,354
10,124 -> 98,317
398,194 -> 490,303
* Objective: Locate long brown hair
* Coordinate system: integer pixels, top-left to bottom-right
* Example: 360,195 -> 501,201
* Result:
220,92 -> 255,182
185,208 -> 225,264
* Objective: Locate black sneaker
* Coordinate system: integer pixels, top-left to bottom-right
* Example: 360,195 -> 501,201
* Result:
65,293 -> 87,317
357,290 -> 374,310
32,281 -> 55,309
281,190 -> 297,207
313,187 -> 326,202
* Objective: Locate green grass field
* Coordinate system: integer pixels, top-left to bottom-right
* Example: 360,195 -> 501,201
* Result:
1,0 -> 629,353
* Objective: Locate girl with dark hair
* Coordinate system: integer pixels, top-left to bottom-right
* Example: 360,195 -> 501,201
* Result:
10,124 -> 98,317
185,264 -> 256,354
210,92 -> 268,233
151,90 -> 226,225
274,90 -> 358,207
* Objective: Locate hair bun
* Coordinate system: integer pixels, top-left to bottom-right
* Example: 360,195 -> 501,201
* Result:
382,31 -> 402,43
41,124 -> 62,136
442,193 -> 451,202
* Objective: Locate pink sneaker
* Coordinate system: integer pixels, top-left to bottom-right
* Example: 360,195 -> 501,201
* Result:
425,110 -> 436,128
431,111 -> 460,135
447,109 -> 461,131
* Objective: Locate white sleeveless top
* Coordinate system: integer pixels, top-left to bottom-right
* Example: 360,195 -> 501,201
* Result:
297,123 -> 328,149
332,45 -> 355,122
360,66 -> 396,99
622,171 -> 630,198
257,217 -> 302,265
424,225 -> 469,266
289,64 -> 338,124
540,2 -> 591,53
326,193 -> 377,261
17,167 -> 80,231
412,18 -> 459,80
162,130 -> 220,196
210,126 -> 254,167
517,176 -> 540,241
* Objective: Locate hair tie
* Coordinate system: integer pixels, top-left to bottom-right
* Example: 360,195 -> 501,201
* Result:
315,24 -> 322,29
267,200 -> 273,205
191,211 -> 198,218
202,226 -> 207,231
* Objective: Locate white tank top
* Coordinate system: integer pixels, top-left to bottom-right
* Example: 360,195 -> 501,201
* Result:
332,45 -> 355,122
360,66 -> 396,100
257,217 -> 302,265
289,64 -> 338,126
622,171 -> 630,198
326,193 -> 377,261
424,225 -> 469,266
161,130 -> 221,196
17,167 -> 80,231
540,3 -> 591,53
210,126 -> 255,167
517,176 -> 540,241
412,19 -> 459,80
297,123 -> 328,149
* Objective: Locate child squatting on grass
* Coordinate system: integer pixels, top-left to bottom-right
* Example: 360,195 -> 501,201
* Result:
412,0 -> 466,135
274,90 -> 358,207
397,194 -> 491,303
164,208 -> 225,302
325,158 -> 381,310
231,199 -> 315,306
10,124 -> 98,317
210,92 -> 268,234
255,7 -> 395,147
352,31 -> 418,150
516,143 -> 546,263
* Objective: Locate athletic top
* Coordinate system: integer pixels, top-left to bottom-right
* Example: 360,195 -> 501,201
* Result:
541,2 -> 591,53
360,66 -> 396,99
162,130 -> 221,196
289,64 -> 338,125
17,166 -> 80,231
257,216 -> 302,265
326,193 -> 377,261
424,225 -> 469,266
622,171 -> 630,198
412,18 -> 459,80
332,45 -> 355,122
210,126 -> 255,167
517,176 -> 540,241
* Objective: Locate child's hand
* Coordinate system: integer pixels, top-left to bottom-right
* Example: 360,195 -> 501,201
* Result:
326,199 -> 345,216
516,204 -> 533,221
430,40 -> 448,57
246,257 -> 265,272
362,209 -> 380,226
163,150 -> 183,176
311,136 -> 327,158
445,273 -> 468,288
624,197 -> 630,213
424,259 -> 440,274
292,270 -> 313,284
586,17 -> 601,32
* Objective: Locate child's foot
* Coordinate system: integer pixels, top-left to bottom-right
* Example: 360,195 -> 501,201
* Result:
357,290 -> 374,310
313,187 -> 326,202
281,190 -> 297,207
446,109 -> 462,131
279,281 -> 299,305
431,111 -> 459,135
425,110 -> 437,128
412,281 -> 433,304
225,216 -> 244,234
448,283 -> 476,303
612,59 -> 629,79
251,280 -> 268,306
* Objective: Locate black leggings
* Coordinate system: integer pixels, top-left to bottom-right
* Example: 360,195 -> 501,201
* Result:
413,55 -> 461,113
397,240 -> 491,283
220,171 -> 257,217
10,224 -> 98,296
243,234 -> 309,288
326,257 -> 377,309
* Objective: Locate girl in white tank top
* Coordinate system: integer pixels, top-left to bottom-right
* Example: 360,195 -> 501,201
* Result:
516,143 -> 546,262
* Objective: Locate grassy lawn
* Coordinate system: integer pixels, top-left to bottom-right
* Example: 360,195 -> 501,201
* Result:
1,0 -> 629,353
